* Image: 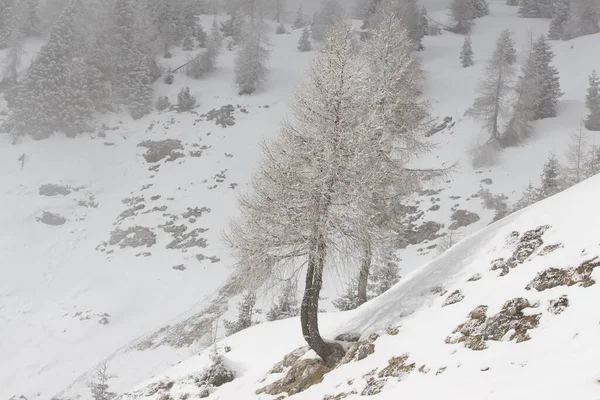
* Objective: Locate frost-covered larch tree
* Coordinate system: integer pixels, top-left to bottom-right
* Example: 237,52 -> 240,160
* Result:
226,23 -> 374,365
297,26 -> 313,51
548,0 -> 570,39
450,0 -> 475,33
234,18 -> 271,95
469,30 -> 516,141
585,70 -> 600,131
530,35 -> 562,119
460,35 -> 475,67
502,37 -> 536,146
564,125 -> 589,185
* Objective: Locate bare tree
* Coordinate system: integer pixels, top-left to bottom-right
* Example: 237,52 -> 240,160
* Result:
88,362 -> 116,400
226,23 -> 368,365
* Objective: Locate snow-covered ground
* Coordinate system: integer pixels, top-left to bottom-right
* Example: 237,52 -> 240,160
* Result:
1,4 -> 599,399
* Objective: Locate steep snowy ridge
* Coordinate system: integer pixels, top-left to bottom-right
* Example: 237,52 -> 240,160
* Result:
1,4 -> 599,400
121,170 -> 600,400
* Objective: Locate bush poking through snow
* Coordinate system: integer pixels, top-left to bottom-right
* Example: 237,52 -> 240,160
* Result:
164,69 -> 174,84
156,96 -> 170,111
177,87 -> 196,111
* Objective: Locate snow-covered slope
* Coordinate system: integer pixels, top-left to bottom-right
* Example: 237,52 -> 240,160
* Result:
121,164 -> 600,400
1,4 -> 599,400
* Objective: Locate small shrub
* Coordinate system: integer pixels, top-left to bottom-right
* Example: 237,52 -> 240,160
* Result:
177,87 -> 196,111
276,23 -> 286,34
164,69 -> 174,84
156,96 -> 171,111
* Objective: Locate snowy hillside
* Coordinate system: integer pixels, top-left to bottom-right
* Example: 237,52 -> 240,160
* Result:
1,2 -> 599,400
120,154 -> 600,400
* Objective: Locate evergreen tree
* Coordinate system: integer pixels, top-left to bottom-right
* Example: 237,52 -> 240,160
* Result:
530,35 -> 562,120
469,30 -> 516,141
333,279 -> 361,311
565,0 -> 600,38
234,20 -> 271,95
497,29 -> 517,65
23,0 -> 41,36
297,26 -> 312,51
540,153 -> 562,197
266,281 -> 300,321
177,86 -> 196,110
548,0 -> 570,39
311,0 -> 345,41
472,0 -> 490,17
518,0 -> 554,18
450,0 -> 475,33
292,5 -> 306,28
182,30 -> 194,50
1,0 -> 26,85
460,35 -> 474,67
585,70 -> 600,130
396,0 -> 427,50
5,0 -> 99,138
195,22 -> 207,48
506,0 -> 518,6
513,182 -> 542,211
223,292 -> 260,336
368,253 -> 401,297
275,22 -> 286,34
210,16 -> 222,46
419,6 -> 430,38
88,363 -> 116,400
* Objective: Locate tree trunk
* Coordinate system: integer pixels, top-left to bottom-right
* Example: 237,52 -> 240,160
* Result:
357,241 -> 371,306
300,232 -> 344,366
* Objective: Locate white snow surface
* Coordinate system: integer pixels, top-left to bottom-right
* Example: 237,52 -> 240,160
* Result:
1,5 -> 599,400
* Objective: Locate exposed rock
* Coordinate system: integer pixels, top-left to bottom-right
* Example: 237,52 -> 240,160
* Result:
378,354 -> 415,380
257,358 -> 333,396
109,226 -> 156,248
183,207 -> 211,219
118,204 -> 145,221
429,204 -> 440,211
449,209 -> 480,230
166,228 -> 209,249
426,116 -> 453,137
492,226 -> 551,276
430,286 -> 447,296
172,264 -> 186,271
480,178 -> 493,185
467,273 -> 482,282
340,341 -> 375,364
269,346 -> 309,374
442,290 -> 465,307
361,378 -> 386,396
539,243 -> 563,256
193,357 -> 235,388
548,295 -> 569,315
138,139 -> 184,163
203,105 -> 236,128
386,326 -> 400,336
38,212 -> 66,226
447,298 -> 541,350
39,184 -> 71,196
526,257 -> 600,291
335,333 -> 361,342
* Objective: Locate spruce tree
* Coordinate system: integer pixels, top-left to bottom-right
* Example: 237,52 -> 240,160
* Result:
5,0 -> 96,138
182,30 -> 194,50
292,5 -> 306,28
333,278 -> 361,311
497,29 -> 517,65
540,153 -> 562,197
368,254 -> 401,297
24,0 -> 41,36
311,0 -> 344,41
297,26 -> 312,52
195,22 -> 207,48
565,0 -> 600,38
585,70 -> 600,130
548,0 -> 570,39
530,35 -> 562,120
223,292 -> 260,336
450,0 -> 475,33
266,281 -> 300,321
460,35 -> 475,67
519,0 -> 554,18
472,0 -> 490,17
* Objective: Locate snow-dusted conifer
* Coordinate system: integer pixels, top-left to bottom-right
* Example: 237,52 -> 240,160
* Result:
292,5 -> 306,28
182,30 -> 194,50
234,19 -> 271,95
513,182 -> 541,211
519,0 -> 554,18
565,0 -> 600,38
1,0 -> 26,85
311,0 -> 345,41
530,35 -> 562,119
585,70 -> 600,131
333,279 -> 361,311
266,281 -> 300,321
548,0 -> 570,39
275,22 -> 286,34
89,362 -> 116,400
460,35 -> 474,67
469,30 -> 516,141
223,292 -> 260,336
368,253 -> 400,297
540,153 -> 562,197
226,23 -> 368,364
450,0 -> 475,33
195,22 -> 207,48
472,0 -> 490,17
297,26 -> 312,51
